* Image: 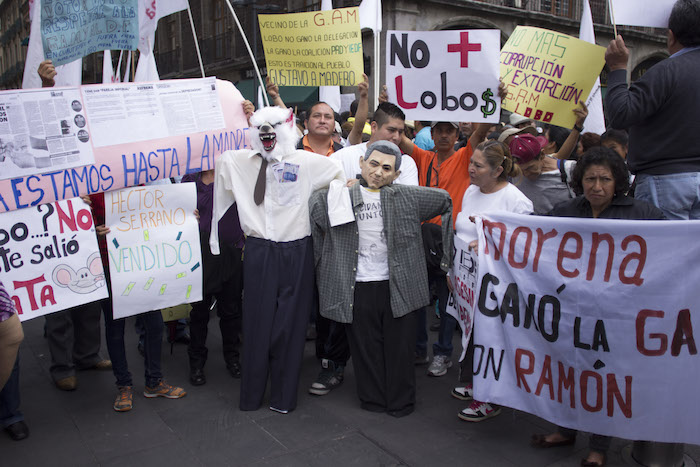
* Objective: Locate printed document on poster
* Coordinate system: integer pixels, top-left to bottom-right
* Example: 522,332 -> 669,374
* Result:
82,77 -> 226,148
0,88 -> 94,180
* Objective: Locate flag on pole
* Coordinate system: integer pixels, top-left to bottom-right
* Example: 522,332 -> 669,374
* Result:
22,0 -> 82,89
579,0 -> 606,135
319,0 -> 342,112
359,0 -> 382,32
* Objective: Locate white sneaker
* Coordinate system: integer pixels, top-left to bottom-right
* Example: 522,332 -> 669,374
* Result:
458,400 -> 501,422
427,355 -> 452,377
451,384 -> 473,401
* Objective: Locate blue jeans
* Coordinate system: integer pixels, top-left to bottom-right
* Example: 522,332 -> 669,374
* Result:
431,274 -> 456,358
102,300 -> 164,388
635,172 -> 700,220
0,357 -> 23,428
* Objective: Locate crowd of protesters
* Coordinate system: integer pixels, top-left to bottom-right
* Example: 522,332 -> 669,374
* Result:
2,2 -> 699,466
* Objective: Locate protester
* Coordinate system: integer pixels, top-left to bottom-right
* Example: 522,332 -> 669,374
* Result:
89,193 -> 187,412
413,121 -> 435,150
450,140 -> 533,422
531,146 -> 664,467
600,129 -> 628,160
580,132 -> 601,154
509,113 -> 535,129
37,61 -> 112,393
182,169 -> 244,385
0,281 -> 23,390
310,141 -> 453,417
210,105 -> 344,414
604,0 -> 700,219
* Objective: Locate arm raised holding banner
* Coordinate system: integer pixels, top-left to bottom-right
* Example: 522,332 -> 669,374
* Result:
551,101 -> 589,160
265,76 -> 288,110
347,73 -> 370,146
38,60 -> 57,88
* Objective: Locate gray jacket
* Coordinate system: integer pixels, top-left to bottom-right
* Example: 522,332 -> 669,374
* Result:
309,183 -> 453,323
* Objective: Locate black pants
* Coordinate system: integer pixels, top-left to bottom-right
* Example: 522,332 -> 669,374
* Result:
239,236 -> 314,412
346,281 -> 416,417
188,246 -> 243,369
315,313 -> 351,366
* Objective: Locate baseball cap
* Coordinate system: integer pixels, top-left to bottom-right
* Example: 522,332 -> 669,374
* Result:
498,126 -> 538,143
509,134 -> 543,164
430,121 -> 459,128
509,113 -> 533,127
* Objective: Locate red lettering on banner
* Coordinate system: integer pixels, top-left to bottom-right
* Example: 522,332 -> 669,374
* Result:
394,76 -> 418,109
534,354 -> 554,399
619,235 -> 646,285
533,228 -> 557,272
581,370 -> 603,413
482,219 -> 507,260
515,348 -> 534,392
671,309 -> 697,356
508,226 -> 532,269
636,309 -> 697,357
556,232 -> 582,278
587,233 -> 614,281
558,361 -> 575,408
13,275 -> 56,311
607,374 -> 632,418
636,309 -> 667,356
56,199 -> 77,233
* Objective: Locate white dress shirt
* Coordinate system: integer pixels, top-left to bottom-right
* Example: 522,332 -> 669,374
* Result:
330,142 -> 419,186
210,149 -> 344,253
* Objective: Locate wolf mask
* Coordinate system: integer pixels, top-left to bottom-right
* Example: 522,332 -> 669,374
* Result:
249,106 -> 297,161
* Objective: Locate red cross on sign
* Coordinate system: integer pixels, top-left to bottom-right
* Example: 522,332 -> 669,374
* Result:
447,32 -> 482,68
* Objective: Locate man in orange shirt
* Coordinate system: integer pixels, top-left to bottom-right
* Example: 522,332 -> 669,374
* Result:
399,121 -> 488,377
297,102 -> 344,156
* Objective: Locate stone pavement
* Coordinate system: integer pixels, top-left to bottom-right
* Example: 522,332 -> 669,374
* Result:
3,316 -> 699,467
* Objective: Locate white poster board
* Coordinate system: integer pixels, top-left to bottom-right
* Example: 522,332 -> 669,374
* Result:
473,212 -> 700,445
0,198 -> 107,321
445,235 -> 477,362
105,183 -> 202,318
610,0 -> 675,28
386,30 -> 501,123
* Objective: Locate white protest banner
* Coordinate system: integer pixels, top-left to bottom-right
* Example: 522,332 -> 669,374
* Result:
0,87 -> 95,180
41,0 -> 139,67
445,235 -> 477,362
0,78 -> 249,213
105,183 -> 202,319
386,30 -> 501,123
610,0 -> 675,29
472,212 -> 700,444
0,198 -> 107,321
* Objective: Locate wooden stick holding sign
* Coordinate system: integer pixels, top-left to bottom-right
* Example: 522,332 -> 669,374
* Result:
608,0 -> 618,38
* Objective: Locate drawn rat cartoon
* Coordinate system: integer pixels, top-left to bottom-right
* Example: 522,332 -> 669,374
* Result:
52,252 -> 105,294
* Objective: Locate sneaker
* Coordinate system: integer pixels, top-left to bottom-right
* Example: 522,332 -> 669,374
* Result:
427,355 -> 452,377
114,386 -> 133,412
308,359 -> 344,396
451,384 -> 473,401
458,400 -> 501,422
269,406 -> 289,414
55,376 -> 77,391
143,380 -> 187,399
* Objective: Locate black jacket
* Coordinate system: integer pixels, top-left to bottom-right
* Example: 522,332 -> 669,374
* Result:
547,195 -> 665,220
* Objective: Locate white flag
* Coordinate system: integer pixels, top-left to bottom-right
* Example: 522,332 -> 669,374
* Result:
22,0 -> 82,89
320,0 -> 341,112
139,0 -> 189,52
609,0 -> 675,29
359,0 -> 382,32
579,0 -> 606,135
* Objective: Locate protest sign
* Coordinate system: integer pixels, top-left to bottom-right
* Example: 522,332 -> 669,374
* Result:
41,0 -> 139,67
472,212 -> 700,444
610,0 -> 675,29
500,26 -> 605,128
386,30 -> 501,123
0,78 -> 249,213
0,197 -> 107,322
105,183 -> 202,319
259,8 -> 363,87
446,235 -> 478,362
0,87 -> 95,180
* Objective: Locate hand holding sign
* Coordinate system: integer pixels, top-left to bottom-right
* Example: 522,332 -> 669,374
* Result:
605,35 -> 630,72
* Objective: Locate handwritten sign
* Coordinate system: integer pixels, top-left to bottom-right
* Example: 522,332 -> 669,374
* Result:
446,235 -> 477,362
0,78 -> 249,213
500,26 -> 605,128
0,198 -> 107,322
259,8 -> 363,86
473,212 -> 700,444
105,183 -> 202,319
386,30 -> 501,123
610,0 -> 675,28
41,0 -> 139,66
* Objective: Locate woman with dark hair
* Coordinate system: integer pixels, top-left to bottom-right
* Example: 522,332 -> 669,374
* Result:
531,147 -> 664,467
450,140 -> 533,422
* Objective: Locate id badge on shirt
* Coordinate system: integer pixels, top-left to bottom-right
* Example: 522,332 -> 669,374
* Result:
272,162 -> 301,205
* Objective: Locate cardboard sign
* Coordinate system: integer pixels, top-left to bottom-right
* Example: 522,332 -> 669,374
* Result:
500,26 -> 605,128
259,8 -> 363,86
41,0 -> 139,66
0,78 -> 249,213
105,183 -> 202,319
445,235 -> 477,362
473,212 -> 700,444
386,30 -> 501,123
0,197 -> 107,321
610,0 -> 675,28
